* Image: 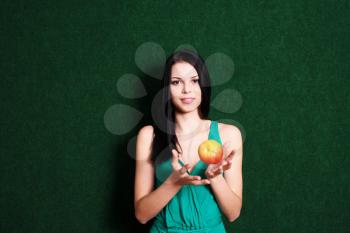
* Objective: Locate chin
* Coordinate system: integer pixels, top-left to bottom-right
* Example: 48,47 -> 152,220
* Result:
176,103 -> 200,113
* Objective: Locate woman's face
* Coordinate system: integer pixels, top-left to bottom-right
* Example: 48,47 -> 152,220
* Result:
169,62 -> 202,113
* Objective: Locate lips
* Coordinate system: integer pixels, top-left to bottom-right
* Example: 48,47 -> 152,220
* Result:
180,98 -> 195,104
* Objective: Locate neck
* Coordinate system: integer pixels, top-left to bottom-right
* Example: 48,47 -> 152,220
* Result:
174,110 -> 205,136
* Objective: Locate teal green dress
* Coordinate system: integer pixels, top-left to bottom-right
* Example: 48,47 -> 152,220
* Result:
150,120 -> 227,233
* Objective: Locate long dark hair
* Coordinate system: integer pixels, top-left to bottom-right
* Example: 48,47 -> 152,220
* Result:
150,49 -> 212,164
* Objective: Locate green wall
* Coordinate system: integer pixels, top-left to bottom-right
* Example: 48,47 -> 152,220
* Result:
1,0 -> 349,232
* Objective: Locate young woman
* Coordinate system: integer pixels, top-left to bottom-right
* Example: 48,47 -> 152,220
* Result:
134,49 -> 243,233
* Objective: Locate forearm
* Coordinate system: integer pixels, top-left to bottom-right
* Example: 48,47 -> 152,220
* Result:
209,175 -> 242,221
135,174 -> 182,224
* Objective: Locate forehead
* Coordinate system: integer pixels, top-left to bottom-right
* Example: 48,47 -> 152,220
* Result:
171,62 -> 198,79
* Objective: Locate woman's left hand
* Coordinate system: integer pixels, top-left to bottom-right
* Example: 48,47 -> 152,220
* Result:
205,142 -> 235,180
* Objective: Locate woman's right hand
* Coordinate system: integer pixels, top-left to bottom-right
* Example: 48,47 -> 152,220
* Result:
165,149 -> 211,187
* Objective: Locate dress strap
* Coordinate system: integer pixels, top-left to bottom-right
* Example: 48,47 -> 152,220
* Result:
208,120 -> 223,145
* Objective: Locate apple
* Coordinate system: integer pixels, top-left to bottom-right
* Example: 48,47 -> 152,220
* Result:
198,139 -> 223,164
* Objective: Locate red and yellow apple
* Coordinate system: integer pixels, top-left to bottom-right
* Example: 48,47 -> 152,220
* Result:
198,139 -> 223,164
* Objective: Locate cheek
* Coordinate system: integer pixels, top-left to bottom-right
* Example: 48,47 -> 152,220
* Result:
169,86 -> 176,95
170,86 -> 181,99
195,86 -> 202,97
194,88 -> 202,104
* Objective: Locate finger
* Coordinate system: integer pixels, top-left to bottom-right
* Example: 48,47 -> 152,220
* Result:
171,149 -> 178,165
179,164 -> 190,175
201,179 -> 211,185
210,166 -> 223,176
224,158 -> 233,166
189,180 -> 203,185
225,150 -> 235,160
217,166 -> 223,174
188,175 -> 201,181
184,164 -> 192,173
172,149 -> 183,170
206,170 -> 214,179
190,179 -> 211,186
209,168 -> 218,175
212,165 -> 223,174
181,163 -> 191,176
183,176 -> 201,183
200,179 -> 211,185
222,164 -> 229,171
172,149 -> 179,158
223,161 -> 232,170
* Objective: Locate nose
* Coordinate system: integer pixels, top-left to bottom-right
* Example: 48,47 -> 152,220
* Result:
182,82 -> 191,94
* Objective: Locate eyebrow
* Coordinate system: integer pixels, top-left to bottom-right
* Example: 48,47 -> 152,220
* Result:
171,75 -> 198,80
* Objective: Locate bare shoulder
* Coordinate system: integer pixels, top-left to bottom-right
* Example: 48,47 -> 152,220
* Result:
218,122 -> 242,139
137,125 -> 155,140
218,122 -> 243,149
136,125 -> 155,161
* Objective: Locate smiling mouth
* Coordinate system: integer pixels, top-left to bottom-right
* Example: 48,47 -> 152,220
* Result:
180,98 -> 195,104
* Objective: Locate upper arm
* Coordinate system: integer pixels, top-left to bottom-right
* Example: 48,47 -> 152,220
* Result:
134,125 -> 155,207
222,124 -> 243,203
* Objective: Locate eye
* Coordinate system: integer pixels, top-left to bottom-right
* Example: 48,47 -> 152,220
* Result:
192,79 -> 199,83
171,80 -> 180,85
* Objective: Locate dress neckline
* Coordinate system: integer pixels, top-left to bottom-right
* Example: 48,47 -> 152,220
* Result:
182,120 -> 213,174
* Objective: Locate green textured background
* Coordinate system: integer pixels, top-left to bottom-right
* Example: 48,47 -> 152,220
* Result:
1,0 -> 349,232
